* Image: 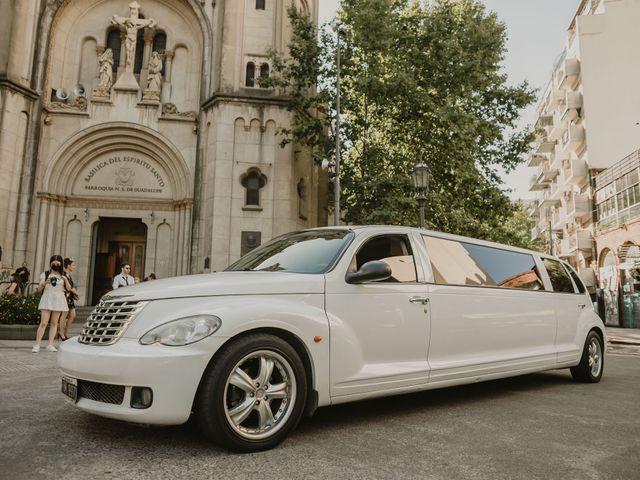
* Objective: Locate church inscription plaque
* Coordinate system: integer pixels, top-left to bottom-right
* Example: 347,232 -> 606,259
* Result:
73,153 -> 173,199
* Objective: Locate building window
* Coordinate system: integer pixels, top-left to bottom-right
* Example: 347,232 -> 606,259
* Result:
297,179 -> 307,219
260,63 -> 270,82
241,170 -> 267,207
245,62 -> 255,87
106,28 -> 122,73
256,0 -> 266,10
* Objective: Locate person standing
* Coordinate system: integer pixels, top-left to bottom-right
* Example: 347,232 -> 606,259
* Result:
112,263 -> 135,289
2,274 -> 20,296
33,255 -> 70,353
59,258 -> 79,341
14,261 -> 30,296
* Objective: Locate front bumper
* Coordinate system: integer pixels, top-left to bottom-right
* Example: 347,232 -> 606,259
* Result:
58,335 -> 228,425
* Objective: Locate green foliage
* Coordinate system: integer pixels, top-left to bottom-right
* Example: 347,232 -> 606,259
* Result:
0,293 -> 41,325
262,6 -> 336,164
489,202 -> 546,252
268,0 -> 537,247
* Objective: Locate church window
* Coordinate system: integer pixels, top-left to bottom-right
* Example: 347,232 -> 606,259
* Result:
256,0 -> 266,10
260,63 -> 270,83
106,28 -> 122,73
152,32 -> 167,76
241,170 -> 267,207
133,27 -> 145,74
245,62 -> 256,87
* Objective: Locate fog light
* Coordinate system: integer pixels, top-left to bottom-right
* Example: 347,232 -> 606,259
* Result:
131,387 -> 153,409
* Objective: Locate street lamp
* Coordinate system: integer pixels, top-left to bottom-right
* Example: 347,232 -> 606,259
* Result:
412,162 -> 431,229
331,20 -> 345,226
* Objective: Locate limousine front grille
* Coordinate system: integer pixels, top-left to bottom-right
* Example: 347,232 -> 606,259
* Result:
78,299 -> 147,346
78,380 -> 125,405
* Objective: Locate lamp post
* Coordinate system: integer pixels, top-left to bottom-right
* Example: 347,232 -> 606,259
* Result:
332,21 -> 344,226
412,162 -> 430,229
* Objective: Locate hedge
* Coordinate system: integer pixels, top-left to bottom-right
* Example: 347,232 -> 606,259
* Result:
0,294 -> 41,325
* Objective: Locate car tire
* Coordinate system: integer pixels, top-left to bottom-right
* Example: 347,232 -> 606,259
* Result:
570,330 -> 604,383
196,333 -> 307,452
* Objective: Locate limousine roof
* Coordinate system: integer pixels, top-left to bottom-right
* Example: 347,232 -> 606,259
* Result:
307,225 -> 558,261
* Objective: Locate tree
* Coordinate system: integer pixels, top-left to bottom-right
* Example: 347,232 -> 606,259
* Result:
267,0 -> 537,248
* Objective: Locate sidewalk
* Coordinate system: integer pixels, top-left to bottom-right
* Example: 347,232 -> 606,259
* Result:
606,327 -> 640,346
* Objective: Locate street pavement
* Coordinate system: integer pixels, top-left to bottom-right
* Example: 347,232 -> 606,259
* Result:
1,337 -> 639,480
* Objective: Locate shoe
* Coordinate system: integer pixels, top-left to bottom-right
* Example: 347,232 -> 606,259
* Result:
45,345 -> 58,352
31,345 -> 40,353
58,334 -> 68,341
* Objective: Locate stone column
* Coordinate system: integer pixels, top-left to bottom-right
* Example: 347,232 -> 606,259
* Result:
175,206 -> 184,274
34,197 -> 50,275
182,203 -> 192,274
161,49 -> 174,103
139,28 -> 154,92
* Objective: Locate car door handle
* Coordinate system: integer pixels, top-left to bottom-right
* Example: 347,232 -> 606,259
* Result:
578,303 -> 586,309
409,296 -> 429,305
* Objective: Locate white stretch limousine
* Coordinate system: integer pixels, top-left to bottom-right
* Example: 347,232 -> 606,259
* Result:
58,226 -> 605,452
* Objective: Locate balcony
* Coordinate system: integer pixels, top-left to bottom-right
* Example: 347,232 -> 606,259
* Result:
535,115 -> 554,130
536,134 -> 556,154
561,124 -> 586,154
568,229 -> 593,252
549,112 -> 566,141
527,153 -> 546,167
529,178 -> 550,191
547,88 -> 565,110
560,91 -> 583,124
540,195 -> 561,209
549,177 -> 565,200
528,201 -> 540,218
562,156 -> 587,186
559,237 -> 571,257
558,58 -> 581,90
536,163 -> 559,184
565,194 -> 591,221
551,207 -> 565,230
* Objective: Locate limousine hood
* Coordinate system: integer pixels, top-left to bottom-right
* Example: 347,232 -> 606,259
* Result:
103,271 -> 325,301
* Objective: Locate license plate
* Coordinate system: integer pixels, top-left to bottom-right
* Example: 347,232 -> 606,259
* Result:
61,376 -> 78,403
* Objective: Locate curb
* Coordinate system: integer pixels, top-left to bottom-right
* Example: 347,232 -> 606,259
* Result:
0,324 -> 52,340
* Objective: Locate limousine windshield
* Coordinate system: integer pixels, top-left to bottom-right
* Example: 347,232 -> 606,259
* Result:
226,229 -> 354,274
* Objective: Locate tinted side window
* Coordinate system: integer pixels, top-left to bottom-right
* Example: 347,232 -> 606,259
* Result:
564,263 -> 586,294
422,236 -> 543,290
349,235 -> 417,283
543,258 -> 575,293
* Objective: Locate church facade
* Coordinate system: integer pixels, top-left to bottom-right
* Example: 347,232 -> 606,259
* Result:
0,0 -> 327,305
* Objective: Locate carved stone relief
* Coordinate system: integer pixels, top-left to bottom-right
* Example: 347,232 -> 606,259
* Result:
161,103 -> 197,119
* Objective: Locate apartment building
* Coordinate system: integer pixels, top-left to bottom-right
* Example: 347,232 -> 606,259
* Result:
593,151 -> 640,327
528,0 -> 640,325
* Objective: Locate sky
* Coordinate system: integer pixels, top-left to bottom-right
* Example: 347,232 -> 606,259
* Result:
317,0 -> 580,200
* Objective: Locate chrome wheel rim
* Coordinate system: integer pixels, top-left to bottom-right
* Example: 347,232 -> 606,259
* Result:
588,338 -> 602,378
223,350 -> 296,440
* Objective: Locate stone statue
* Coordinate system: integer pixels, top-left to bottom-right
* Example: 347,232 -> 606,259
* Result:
111,2 -> 157,72
97,48 -> 114,89
147,52 -> 162,94
92,48 -> 114,99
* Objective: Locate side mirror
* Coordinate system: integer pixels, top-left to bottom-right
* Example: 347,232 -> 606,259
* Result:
345,260 -> 392,284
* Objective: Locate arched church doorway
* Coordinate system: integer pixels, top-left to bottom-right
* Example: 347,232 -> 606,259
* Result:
91,217 -> 147,304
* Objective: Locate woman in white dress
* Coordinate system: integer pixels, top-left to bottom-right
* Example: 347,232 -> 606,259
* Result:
33,255 -> 71,353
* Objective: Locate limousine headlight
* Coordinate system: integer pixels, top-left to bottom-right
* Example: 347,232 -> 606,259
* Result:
139,315 -> 222,346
